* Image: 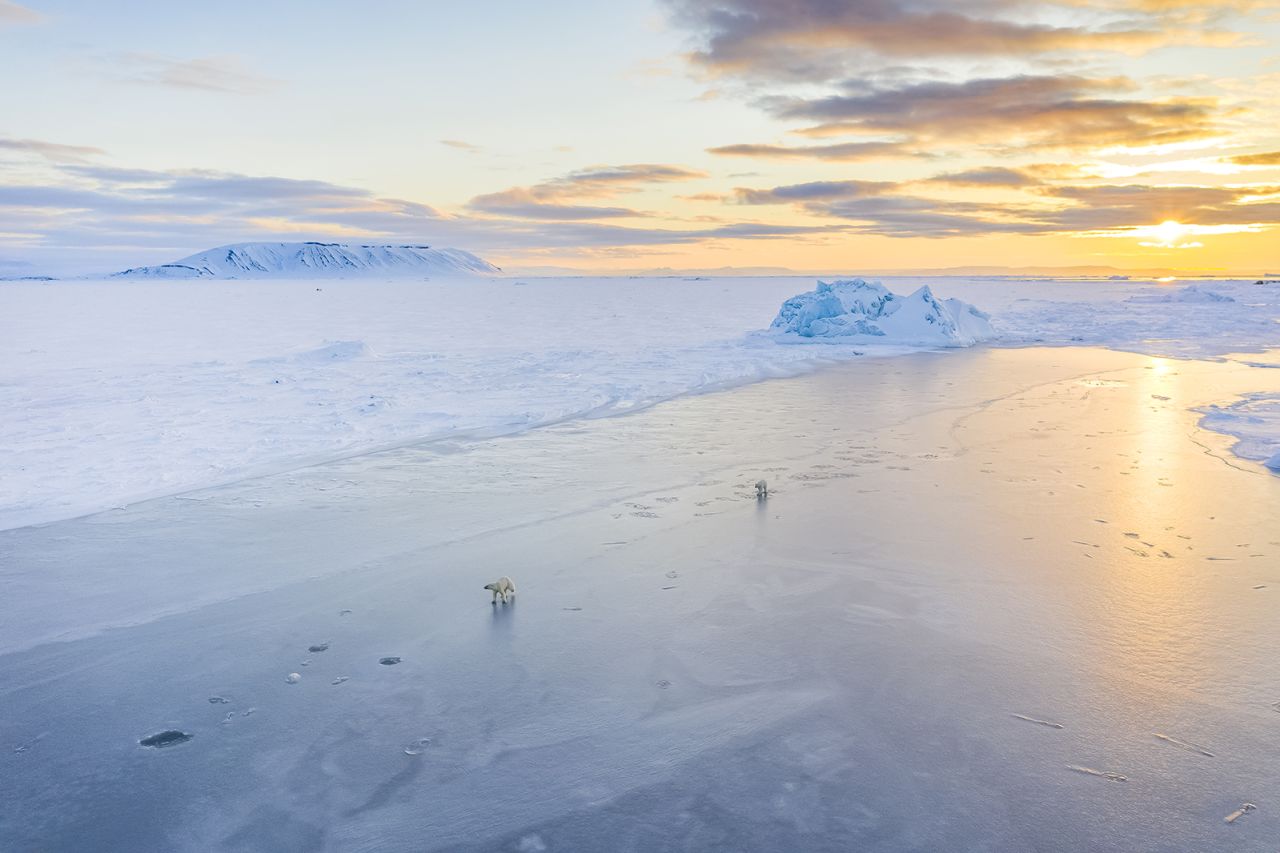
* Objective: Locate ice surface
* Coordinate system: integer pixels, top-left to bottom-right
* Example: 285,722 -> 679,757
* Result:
1196,393 -> 1280,471
3,347 -> 1280,851
112,241 -> 499,278
2,275 -> 1279,531
770,278 -> 995,345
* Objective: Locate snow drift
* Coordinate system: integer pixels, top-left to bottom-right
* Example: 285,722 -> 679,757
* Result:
770,279 -> 994,346
1127,283 -> 1235,304
113,242 -> 499,278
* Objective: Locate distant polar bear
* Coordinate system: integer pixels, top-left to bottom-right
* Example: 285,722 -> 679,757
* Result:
755,480 -> 768,499
484,576 -> 516,603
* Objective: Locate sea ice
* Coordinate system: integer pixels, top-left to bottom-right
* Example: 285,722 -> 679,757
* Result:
769,279 -> 995,345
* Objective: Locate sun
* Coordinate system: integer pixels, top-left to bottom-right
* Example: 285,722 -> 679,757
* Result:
1152,220 -> 1187,247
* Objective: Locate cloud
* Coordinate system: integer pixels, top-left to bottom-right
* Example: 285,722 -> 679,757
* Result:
769,75 -> 1225,150
707,141 -> 918,161
662,0 -> 1246,83
924,167 -> 1042,187
440,139 -> 482,152
0,1 -> 42,25
534,163 -> 709,199
0,138 -> 106,164
0,160 -> 855,272
116,53 -> 278,94
467,163 -> 708,220
468,189 -> 642,220
724,174 -> 1280,238
733,180 -> 896,204
1229,151 -> 1280,166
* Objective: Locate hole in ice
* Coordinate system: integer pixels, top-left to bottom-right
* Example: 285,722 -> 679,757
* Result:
140,730 -> 193,749
403,737 -> 433,755
379,657 -> 402,666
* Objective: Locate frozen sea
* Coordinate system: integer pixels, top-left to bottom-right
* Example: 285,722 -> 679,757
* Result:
2,276 -> 1280,851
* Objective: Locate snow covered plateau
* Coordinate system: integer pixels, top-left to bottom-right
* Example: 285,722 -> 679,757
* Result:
110,241 -> 500,279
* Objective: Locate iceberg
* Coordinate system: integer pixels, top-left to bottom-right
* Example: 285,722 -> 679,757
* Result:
770,278 -> 994,346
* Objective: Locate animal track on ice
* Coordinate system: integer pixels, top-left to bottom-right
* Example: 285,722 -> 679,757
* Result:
331,676 -> 349,685
1066,765 -> 1126,782
308,643 -> 329,653
1153,733 -> 1214,757
208,696 -> 231,704
631,511 -> 659,518
140,730 -> 193,749
379,657 -> 402,666
1012,713 -> 1064,729
285,672 -> 302,684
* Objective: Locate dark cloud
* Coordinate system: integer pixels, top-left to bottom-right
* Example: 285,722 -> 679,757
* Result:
707,140 -> 918,161
662,0 -> 1242,82
770,75 -> 1224,150
725,176 -> 1280,237
734,180 -> 896,204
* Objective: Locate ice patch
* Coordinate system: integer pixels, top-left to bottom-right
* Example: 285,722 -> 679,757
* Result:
770,279 -> 994,346
1196,393 -> 1280,472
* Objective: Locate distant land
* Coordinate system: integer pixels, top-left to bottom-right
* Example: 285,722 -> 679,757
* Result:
503,263 -> 1267,279
109,242 -> 500,279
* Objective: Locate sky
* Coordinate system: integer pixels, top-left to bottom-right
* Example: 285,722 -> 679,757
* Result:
1,0 -> 1278,275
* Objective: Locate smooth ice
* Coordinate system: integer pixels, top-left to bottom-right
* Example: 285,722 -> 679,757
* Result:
3,346 -> 1280,852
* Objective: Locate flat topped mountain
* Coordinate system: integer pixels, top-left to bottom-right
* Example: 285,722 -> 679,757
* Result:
113,242 -> 500,278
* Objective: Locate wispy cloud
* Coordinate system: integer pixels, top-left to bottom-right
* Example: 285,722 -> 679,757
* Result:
440,139 -> 482,152
0,138 -> 106,164
467,163 -> 708,220
115,53 -> 278,94
708,141 -> 918,161
0,1 -> 42,25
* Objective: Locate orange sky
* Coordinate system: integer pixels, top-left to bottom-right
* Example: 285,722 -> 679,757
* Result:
0,0 -> 1277,274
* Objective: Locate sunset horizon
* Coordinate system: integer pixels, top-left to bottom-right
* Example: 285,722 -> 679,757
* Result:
2,0 -> 1277,276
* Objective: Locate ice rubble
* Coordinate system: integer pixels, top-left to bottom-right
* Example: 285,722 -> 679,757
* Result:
113,241 -> 499,278
770,278 -> 995,346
